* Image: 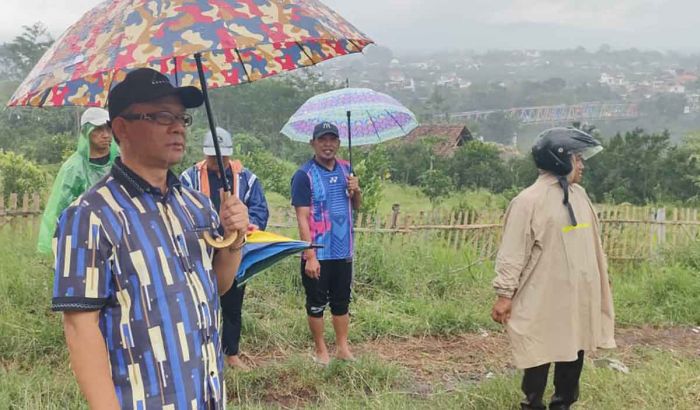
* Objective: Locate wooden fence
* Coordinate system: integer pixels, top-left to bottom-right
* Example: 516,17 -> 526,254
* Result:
0,192 -> 42,226
5,194 -> 698,262
269,204 -> 700,262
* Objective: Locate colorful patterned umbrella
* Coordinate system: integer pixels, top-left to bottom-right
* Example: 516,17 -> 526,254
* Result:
8,0 -> 372,249
280,87 -> 418,166
237,230 -> 316,286
8,0 -> 373,108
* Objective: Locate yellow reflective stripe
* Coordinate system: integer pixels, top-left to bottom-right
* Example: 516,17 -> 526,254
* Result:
562,223 -> 591,233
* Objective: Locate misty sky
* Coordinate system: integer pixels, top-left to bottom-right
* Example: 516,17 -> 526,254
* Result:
2,0 -> 699,52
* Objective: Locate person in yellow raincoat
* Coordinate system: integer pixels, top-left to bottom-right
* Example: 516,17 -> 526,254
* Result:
36,108 -> 119,254
491,127 -> 615,410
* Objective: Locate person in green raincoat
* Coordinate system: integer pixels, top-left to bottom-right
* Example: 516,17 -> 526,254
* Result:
37,108 -> 119,254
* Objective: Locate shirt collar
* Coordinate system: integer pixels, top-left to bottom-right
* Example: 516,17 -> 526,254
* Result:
312,156 -> 337,171
111,157 -> 182,198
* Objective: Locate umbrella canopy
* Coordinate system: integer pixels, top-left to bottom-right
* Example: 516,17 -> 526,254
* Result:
280,87 -> 418,146
8,0 -> 373,108
237,230 -> 315,286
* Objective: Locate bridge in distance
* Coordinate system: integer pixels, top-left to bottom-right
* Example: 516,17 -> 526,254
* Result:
436,102 -> 640,125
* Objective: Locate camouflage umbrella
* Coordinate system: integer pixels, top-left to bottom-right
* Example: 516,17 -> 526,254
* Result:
8,0 -> 372,247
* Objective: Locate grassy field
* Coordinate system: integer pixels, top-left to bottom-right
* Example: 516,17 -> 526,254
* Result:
1,217 -> 699,409
266,182 -> 510,221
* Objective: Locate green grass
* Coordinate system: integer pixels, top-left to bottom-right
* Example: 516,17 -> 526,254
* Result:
1,217 -> 699,409
613,263 -> 700,326
219,348 -> 700,409
265,181 -> 510,219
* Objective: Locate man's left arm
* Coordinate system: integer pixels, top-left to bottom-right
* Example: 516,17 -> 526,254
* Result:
212,195 -> 249,295
347,175 -> 362,210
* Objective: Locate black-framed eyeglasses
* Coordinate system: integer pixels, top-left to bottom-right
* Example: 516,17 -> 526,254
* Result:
120,111 -> 193,127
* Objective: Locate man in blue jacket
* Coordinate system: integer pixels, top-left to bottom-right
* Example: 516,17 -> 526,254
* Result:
180,127 -> 269,369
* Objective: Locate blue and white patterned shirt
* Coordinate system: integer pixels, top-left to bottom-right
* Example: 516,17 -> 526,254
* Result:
52,157 -> 226,409
291,158 -> 354,261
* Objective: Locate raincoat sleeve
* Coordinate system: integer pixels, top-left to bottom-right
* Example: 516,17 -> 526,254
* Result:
244,173 -> 269,230
37,161 -> 85,255
492,196 -> 535,298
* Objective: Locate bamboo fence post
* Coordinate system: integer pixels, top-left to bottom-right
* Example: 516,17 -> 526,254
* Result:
455,211 -> 465,250
10,193 -> 18,212
32,193 -> 41,212
656,208 -> 666,252
402,212 -> 412,245
621,206 -> 633,260
672,208 -> 679,248
22,193 -> 29,216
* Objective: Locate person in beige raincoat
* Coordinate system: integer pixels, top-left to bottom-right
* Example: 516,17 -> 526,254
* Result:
491,127 -> 616,410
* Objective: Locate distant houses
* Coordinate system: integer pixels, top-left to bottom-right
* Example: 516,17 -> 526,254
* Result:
398,124 -> 522,159
402,125 -> 473,157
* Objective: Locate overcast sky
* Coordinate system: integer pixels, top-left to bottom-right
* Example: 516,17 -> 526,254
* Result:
2,0 -> 699,52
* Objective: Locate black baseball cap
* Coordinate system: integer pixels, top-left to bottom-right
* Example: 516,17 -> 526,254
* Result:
313,121 -> 340,139
107,68 -> 204,121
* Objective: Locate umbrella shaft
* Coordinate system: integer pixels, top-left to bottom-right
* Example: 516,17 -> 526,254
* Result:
195,53 -> 230,193
347,110 -> 352,173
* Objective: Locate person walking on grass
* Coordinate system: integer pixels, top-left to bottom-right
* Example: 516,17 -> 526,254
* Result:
291,121 -> 361,365
180,126 -> 269,370
491,127 -> 616,410
51,68 -> 249,409
37,107 -> 119,254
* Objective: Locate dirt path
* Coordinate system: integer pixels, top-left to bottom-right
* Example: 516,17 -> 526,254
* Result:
352,326 -> 700,388
244,325 -> 700,389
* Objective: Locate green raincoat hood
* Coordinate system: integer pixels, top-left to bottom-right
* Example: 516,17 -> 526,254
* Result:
37,123 -> 119,254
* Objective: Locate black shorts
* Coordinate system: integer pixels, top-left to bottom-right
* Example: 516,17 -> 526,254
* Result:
300,258 -> 352,317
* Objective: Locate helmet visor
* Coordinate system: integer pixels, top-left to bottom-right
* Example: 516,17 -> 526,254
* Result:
577,145 -> 603,160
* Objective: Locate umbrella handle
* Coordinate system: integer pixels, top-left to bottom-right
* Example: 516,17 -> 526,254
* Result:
347,110 -> 352,172
203,230 -> 239,249
203,191 -> 240,249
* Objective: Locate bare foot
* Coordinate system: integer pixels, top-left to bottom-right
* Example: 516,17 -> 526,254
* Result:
335,347 -> 355,361
313,349 -> 331,366
226,355 -> 250,371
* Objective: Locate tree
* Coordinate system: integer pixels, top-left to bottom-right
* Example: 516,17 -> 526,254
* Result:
0,150 -> 46,200
585,129 -> 672,204
0,22 -> 53,79
385,141 -> 433,185
353,145 -> 390,215
208,72 -> 335,160
419,168 -> 453,205
446,141 -> 510,192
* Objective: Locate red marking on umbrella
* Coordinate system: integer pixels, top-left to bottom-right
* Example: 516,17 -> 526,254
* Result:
333,41 -> 348,55
216,28 -> 238,49
114,44 -> 138,67
290,7 -> 301,21
275,54 -> 297,71
260,22 -> 290,43
154,24 -> 166,39
51,86 -> 69,106
222,68 -> 241,86
177,5 -> 215,23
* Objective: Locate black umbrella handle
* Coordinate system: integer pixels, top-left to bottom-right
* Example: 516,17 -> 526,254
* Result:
195,52 -> 230,193
195,53 -> 239,249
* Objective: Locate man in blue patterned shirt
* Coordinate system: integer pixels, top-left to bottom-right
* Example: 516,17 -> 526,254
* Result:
291,122 -> 362,365
51,68 -> 249,409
